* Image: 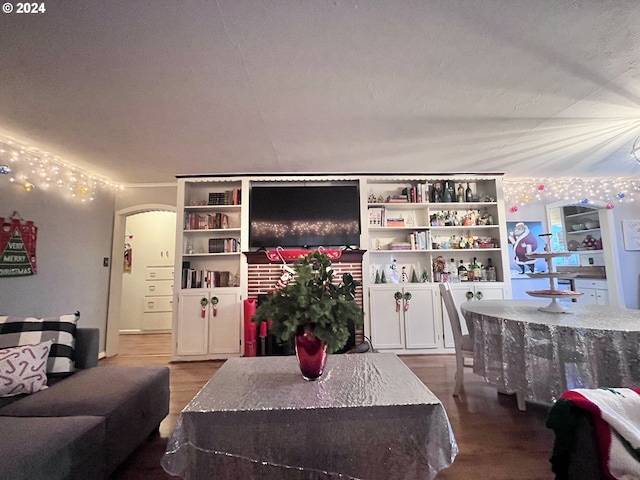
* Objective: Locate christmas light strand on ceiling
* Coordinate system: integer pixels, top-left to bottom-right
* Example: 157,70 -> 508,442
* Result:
0,137 -> 122,202
503,177 -> 639,212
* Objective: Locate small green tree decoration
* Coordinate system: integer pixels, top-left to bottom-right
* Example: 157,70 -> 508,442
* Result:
411,268 -> 419,283
375,269 -> 381,284
252,252 -> 364,354
421,269 -> 429,282
380,270 -> 387,283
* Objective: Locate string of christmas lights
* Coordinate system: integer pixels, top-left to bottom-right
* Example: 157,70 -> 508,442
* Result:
503,177 -> 639,212
0,137 -> 122,202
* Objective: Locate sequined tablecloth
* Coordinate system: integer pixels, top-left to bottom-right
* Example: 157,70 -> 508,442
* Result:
461,300 -> 640,406
162,353 -> 457,480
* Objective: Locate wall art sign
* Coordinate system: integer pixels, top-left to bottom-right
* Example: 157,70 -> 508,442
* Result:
622,219 -> 640,251
0,213 -> 38,277
506,221 -> 547,277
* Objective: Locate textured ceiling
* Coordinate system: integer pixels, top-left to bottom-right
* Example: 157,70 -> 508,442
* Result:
1,0 -> 640,184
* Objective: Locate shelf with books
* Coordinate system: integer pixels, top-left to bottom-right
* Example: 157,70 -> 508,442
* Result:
174,177 -> 245,361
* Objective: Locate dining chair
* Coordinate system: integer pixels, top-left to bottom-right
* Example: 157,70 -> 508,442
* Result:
439,282 -> 474,397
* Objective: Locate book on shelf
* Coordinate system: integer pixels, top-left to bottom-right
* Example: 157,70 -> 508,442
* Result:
399,183 -> 430,203
185,212 -> 230,230
387,195 -> 409,203
390,242 -> 412,250
182,269 -> 233,288
207,189 -> 241,206
385,217 -> 405,227
410,230 -> 429,250
208,237 -> 240,253
417,182 -> 429,203
368,206 -> 385,226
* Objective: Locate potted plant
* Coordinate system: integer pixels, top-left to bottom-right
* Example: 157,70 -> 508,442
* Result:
252,251 -> 364,380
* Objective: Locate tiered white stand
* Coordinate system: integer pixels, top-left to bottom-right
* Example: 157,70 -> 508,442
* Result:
525,251 -> 583,313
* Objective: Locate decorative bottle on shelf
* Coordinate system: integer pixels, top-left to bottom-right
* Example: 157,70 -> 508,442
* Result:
449,258 -> 459,282
486,258 -> 497,282
458,260 -> 468,282
471,257 -> 481,281
443,180 -> 453,203
457,184 -> 465,202
465,182 -> 473,202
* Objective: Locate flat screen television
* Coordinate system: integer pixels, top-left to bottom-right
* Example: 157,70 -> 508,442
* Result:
249,184 -> 361,249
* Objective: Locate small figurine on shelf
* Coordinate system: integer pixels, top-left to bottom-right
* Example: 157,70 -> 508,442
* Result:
411,268 -> 419,283
389,259 -> 399,283
421,269 -> 429,283
401,266 -> 409,283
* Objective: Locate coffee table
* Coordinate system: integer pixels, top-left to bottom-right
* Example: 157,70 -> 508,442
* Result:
162,353 -> 457,479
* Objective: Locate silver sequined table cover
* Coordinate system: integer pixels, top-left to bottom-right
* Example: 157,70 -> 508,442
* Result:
162,353 -> 457,480
461,299 -> 640,406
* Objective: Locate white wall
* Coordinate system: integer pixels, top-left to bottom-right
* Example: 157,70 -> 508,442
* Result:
0,182 -> 115,340
505,198 -> 640,309
0,182 -> 177,355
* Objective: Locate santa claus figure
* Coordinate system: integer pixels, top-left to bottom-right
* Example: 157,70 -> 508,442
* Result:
508,222 -> 538,274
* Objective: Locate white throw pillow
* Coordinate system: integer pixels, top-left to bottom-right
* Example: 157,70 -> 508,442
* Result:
0,340 -> 53,397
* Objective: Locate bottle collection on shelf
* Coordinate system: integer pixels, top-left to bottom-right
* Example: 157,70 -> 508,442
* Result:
367,180 -> 495,204
372,256 -> 497,285
432,256 -> 497,283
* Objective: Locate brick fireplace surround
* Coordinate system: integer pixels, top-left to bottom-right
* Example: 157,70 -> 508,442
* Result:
244,249 -> 365,306
244,249 -> 366,348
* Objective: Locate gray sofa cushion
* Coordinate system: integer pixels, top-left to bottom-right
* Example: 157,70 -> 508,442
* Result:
0,415 -> 106,480
0,365 -> 170,474
0,327 -> 99,410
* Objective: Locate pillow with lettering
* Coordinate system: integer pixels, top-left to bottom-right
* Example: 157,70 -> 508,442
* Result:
0,341 -> 52,397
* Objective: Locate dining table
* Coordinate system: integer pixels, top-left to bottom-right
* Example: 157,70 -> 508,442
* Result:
162,352 -> 458,480
460,299 -> 640,410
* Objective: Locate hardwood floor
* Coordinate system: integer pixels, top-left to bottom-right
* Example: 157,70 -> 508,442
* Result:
103,334 -> 556,480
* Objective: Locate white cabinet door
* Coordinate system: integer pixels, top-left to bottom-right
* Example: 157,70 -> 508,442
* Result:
574,279 -> 609,306
177,290 -> 241,356
370,285 -> 438,351
208,291 -> 241,355
177,291 -> 210,355
596,289 -> 609,305
577,288 -> 599,305
370,285 -> 405,350
403,285 -> 438,350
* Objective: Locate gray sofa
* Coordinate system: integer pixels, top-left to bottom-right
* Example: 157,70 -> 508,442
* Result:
0,328 -> 170,480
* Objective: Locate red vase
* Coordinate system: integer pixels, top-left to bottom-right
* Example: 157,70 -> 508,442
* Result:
294,325 -> 327,381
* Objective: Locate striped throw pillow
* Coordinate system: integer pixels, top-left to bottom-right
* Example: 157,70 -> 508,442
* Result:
0,313 -> 79,375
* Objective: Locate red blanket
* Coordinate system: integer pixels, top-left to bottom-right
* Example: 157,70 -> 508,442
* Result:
561,388 -> 640,479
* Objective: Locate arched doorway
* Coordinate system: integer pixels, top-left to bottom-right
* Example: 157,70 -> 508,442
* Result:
105,204 -> 176,357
